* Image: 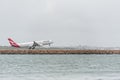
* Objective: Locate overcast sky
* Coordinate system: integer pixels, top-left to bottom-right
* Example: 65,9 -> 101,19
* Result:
0,0 -> 120,47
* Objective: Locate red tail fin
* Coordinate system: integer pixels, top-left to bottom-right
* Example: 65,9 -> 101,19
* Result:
8,38 -> 20,47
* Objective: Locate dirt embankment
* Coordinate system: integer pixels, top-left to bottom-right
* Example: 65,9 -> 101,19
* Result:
0,49 -> 120,54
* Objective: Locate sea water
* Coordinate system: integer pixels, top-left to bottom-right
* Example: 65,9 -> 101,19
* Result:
0,54 -> 120,80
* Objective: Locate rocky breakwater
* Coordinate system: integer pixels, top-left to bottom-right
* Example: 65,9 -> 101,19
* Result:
0,49 -> 120,54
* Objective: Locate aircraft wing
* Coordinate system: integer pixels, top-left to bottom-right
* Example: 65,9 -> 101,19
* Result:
29,41 -> 41,49
33,41 -> 40,46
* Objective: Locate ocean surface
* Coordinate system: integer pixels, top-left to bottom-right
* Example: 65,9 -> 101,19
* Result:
0,54 -> 120,80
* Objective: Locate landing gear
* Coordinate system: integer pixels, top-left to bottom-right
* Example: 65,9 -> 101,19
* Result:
29,41 -> 39,49
29,46 -> 35,49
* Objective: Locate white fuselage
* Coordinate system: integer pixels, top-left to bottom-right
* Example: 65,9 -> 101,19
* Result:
18,40 -> 53,47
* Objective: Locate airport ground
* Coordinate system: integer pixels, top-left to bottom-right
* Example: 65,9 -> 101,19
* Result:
0,46 -> 120,54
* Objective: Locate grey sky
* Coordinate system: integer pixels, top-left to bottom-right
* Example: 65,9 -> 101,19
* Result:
0,0 -> 120,47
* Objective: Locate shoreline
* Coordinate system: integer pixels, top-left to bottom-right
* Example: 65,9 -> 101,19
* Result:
0,49 -> 120,54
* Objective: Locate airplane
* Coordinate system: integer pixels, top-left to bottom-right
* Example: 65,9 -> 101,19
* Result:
8,38 -> 53,49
